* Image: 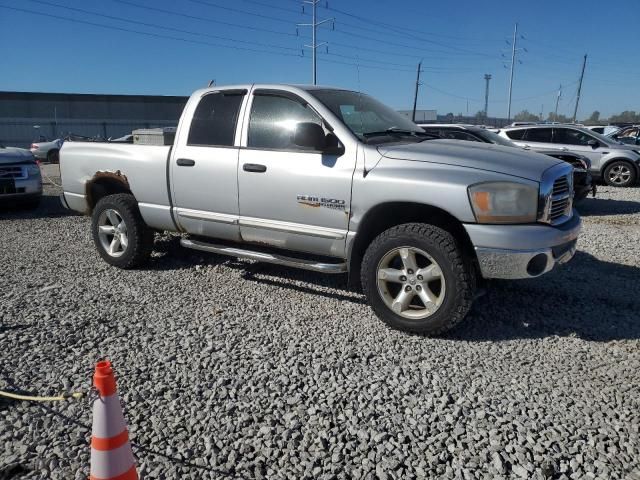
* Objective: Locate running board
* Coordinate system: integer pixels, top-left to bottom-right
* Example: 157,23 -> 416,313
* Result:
180,238 -> 347,274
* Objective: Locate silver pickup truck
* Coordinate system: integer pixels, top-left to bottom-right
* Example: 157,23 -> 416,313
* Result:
60,84 -> 581,335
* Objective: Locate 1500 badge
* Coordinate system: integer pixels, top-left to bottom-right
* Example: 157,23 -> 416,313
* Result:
297,195 -> 346,211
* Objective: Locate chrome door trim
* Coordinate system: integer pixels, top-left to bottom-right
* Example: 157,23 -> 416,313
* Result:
174,207 -> 239,225
239,216 -> 346,239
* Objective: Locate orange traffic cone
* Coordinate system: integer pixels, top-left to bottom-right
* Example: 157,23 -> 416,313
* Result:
89,361 -> 138,480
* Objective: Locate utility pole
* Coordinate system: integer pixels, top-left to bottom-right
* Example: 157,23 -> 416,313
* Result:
484,74 -> 492,121
572,54 -> 587,123
540,104 -> 544,122
554,84 -> 562,120
298,1 -> 334,85
411,61 -> 422,122
507,23 -> 518,123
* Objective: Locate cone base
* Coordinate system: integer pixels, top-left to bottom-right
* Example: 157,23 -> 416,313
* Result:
89,464 -> 137,480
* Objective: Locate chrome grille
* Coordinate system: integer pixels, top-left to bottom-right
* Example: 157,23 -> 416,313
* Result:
538,163 -> 574,225
552,176 -> 570,196
0,165 -> 27,180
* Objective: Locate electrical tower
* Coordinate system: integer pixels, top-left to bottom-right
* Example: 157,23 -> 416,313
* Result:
297,1 -> 334,85
484,74 -> 492,121
412,61 -> 422,122
505,23 -> 527,123
554,84 -> 562,120
572,54 -> 587,123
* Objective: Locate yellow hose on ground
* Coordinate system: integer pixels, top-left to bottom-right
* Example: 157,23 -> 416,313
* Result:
0,390 -> 85,402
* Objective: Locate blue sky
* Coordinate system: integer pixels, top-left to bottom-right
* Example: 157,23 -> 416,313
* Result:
1,0 -> 638,119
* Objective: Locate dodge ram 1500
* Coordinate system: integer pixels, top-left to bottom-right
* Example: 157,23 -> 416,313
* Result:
60,84 -> 581,335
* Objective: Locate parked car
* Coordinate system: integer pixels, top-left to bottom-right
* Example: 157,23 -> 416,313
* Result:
609,125 -> 640,146
0,143 -> 42,208
30,137 -> 63,163
419,124 -> 595,201
498,124 -> 640,187
60,84 -> 581,336
586,125 -> 620,136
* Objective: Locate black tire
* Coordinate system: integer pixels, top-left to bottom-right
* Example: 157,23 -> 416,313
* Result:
361,223 -> 475,336
47,149 -> 59,164
603,160 -> 637,187
91,193 -> 154,269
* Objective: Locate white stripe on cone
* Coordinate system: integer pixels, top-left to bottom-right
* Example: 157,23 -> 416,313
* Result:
90,393 -> 136,479
92,394 -> 128,438
90,443 -> 136,479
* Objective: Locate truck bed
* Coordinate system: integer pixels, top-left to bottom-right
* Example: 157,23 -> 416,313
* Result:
60,142 -> 174,230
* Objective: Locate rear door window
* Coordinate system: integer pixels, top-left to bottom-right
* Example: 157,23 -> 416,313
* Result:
187,91 -> 245,147
524,128 -> 553,143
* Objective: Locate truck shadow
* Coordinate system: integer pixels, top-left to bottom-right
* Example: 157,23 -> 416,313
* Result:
576,197 -> 640,217
448,251 -> 640,342
149,235 -> 639,341
222,250 -> 640,342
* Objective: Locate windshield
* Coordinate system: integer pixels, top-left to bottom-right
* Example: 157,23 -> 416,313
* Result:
308,89 -> 424,142
476,129 -> 517,147
583,128 -> 619,146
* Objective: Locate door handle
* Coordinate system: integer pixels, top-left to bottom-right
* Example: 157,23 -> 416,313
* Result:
243,163 -> 267,173
176,158 -> 195,167
561,147 -> 569,151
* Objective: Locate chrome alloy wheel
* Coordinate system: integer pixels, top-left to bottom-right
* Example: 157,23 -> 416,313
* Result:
376,247 -> 446,320
97,209 -> 128,257
608,164 -> 632,185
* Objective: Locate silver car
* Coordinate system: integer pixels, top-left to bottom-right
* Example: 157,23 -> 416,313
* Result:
498,124 -> 640,187
30,137 -> 63,163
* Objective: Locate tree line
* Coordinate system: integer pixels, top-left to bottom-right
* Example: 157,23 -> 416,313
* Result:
512,110 -> 640,125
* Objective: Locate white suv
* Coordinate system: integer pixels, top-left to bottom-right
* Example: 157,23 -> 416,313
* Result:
498,124 -> 640,187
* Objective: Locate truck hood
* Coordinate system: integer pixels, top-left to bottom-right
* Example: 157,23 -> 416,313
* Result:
377,140 -> 563,181
0,146 -> 36,164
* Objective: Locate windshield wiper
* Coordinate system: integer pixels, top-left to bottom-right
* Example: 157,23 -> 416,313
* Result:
362,127 -> 435,141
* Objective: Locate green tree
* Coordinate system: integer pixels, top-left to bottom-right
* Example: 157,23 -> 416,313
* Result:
548,112 -> 571,123
513,110 -> 539,122
584,111 -> 601,124
609,111 -> 640,123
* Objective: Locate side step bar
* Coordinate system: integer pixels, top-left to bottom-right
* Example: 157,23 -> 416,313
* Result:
180,238 -> 347,274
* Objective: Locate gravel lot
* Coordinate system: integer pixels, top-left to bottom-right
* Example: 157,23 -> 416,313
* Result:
1,165 -> 639,479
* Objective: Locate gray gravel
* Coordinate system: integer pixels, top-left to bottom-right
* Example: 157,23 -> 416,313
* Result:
1,166 -> 639,479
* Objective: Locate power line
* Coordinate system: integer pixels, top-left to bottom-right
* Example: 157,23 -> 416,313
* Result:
111,0 -> 301,38
0,4 -> 303,58
323,4 -> 503,45
26,0 -> 299,52
184,0 -> 294,25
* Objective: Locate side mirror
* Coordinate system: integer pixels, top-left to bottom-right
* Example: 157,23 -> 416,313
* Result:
587,139 -> 599,148
323,132 -> 345,156
293,122 -> 326,150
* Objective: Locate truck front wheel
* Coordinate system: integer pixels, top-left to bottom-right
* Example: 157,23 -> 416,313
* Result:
91,193 -> 154,269
361,223 -> 475,335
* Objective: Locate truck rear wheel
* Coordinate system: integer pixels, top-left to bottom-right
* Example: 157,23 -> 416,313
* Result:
91,193 -> 154,269
361,223 -> 475,335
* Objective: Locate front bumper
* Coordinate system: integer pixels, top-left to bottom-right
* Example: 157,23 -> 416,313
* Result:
465,213 -> 582,279
0,176 -> 42,202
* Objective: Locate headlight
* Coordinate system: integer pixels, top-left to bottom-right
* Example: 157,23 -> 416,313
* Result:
26,164 -> 41,176
468,181 -> 538,224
